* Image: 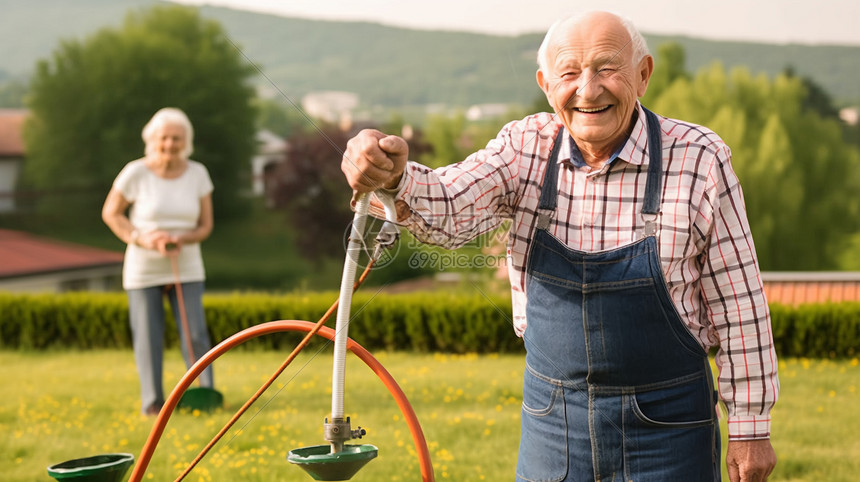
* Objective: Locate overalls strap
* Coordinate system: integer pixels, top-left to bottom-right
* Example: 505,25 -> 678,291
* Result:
537,108 -> 663,229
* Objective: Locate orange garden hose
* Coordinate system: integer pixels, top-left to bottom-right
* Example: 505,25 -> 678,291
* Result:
168,254 -> 201,386
133,262 -> 372,482
172,263 -> 371,482
127,265 -> 435,482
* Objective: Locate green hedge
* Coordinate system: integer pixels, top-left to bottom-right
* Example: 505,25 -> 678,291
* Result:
769,303 -> 860,358
0,291 -> 521,353
1,292 -> 858,358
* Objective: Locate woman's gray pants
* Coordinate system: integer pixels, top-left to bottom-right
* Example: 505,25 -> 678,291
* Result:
127,282 -> 214,412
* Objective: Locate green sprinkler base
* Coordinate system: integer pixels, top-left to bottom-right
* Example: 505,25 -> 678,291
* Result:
47,453 -> 134,482
177,387 -> 223,412
288,444 -> 378,481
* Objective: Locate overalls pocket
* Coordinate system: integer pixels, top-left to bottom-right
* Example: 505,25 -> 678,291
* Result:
630,376 -> 715,428
516,369 -> 568,482
623,377 -> 720,481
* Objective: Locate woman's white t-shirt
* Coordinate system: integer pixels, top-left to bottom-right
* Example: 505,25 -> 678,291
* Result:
113,159 -> 214,290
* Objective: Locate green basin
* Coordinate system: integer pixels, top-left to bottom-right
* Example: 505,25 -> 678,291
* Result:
177,387 -> 223,412
288,444 -> 378,480
47,453 -> 134,482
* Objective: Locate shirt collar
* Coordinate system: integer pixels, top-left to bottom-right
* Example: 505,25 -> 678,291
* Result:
559,103 -> 651,169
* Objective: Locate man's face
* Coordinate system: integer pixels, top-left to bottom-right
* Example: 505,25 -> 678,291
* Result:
537,13 -> 652,157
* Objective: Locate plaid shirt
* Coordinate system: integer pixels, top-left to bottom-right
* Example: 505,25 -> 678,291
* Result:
388,103 -> 778,439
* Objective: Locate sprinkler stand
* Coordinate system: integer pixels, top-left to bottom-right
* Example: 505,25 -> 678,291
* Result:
325,416 -> 367,454
288,193 -> 381,480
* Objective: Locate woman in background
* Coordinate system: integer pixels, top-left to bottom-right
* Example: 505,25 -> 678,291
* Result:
102,107 -> 215,415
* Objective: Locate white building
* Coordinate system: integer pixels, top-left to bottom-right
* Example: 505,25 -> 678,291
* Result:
0,109 -> 27,213
250,129 -> 289,198
301,91 -> 359,124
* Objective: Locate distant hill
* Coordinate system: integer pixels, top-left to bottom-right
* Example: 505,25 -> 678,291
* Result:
2,0 -> 859,109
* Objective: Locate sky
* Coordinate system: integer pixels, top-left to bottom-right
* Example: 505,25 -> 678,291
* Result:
171,0 -> 860,46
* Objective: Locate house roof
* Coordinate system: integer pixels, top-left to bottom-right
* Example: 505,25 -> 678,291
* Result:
0,109 -> 28,157
762,272 -> 860,306
0,229 -> 124,279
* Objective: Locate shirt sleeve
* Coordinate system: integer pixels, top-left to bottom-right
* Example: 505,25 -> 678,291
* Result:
190,161 -> 214,197
112,161 -> 141,202
699,144 -> 780,440
393,120 -> 527,249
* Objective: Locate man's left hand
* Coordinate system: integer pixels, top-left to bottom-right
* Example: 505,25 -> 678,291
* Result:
726,439 -> 777,482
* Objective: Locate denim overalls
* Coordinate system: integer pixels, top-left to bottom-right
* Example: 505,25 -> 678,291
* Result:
515,109 -> 720,482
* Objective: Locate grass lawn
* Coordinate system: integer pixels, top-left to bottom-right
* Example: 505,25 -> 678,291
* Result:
1,349 -> 858,481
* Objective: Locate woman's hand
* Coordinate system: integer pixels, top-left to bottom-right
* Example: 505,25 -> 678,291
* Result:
139,230 -> 177,256
161,237 -> 182,257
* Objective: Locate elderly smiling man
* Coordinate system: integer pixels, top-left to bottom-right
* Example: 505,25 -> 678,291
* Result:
342,10 -> 778,482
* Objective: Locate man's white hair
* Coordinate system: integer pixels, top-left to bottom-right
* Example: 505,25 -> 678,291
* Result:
536,11 -> 650,74
142,107 -> 195,159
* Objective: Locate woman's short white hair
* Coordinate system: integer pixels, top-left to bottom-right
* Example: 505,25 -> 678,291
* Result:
536,11 -> 650,75
142,107 -> 194,159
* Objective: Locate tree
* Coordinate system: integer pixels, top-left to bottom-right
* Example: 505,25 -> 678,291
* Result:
528,93 -> 552,114
419,112 -> 470,168
270,124 -> 433,257
640,42 -> 688,108
23,5 -> 257,221
268,126 -> 354,262
255,97 -> 310,139
783,66 -> 841,120
0,77 -> 27,108
650,58 -> 860,270
419,111 -> 515,168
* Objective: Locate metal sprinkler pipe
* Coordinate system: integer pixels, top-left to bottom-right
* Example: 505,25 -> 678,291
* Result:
328,193 -> 370,452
